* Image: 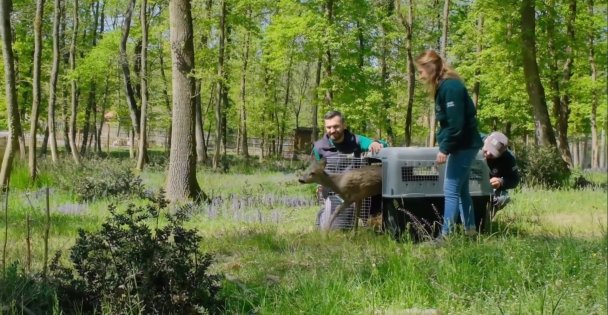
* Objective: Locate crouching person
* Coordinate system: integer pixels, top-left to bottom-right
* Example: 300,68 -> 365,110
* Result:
482,132 -> 520,213
312,110 -> 387,229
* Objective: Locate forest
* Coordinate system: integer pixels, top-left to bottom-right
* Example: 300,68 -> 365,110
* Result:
0,0 -> 605,200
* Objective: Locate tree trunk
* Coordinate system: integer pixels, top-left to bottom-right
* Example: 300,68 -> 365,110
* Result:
158,36 -> 173,156
555,0 -> 576,165
440,0 -> 450,56
312,55 -> 321,143
80,85 -> 94,155
68,0 -> 81,165
96,74 -> 109,154
588,0 -> 599,168
0,0 -> 24,188
397,0 -> 415,146
280,55 -> 294,158
136,0 -> 148,171
571,139 -> 579,167
61,85 -> 70,153
80,0 -> 100,156
40,125 -> 49,156
556,0 -> 576,166
472,14 -> 483,108
213,0 -> 226,169
28,0 -> 45,180
601,130 -> 606,169
195,0 -> 212,162
323,0 -> 333,105
166,0 -> 202,202
119,0 -> 141,148
379,1 -> 394,144
194,80 -> 206,161
430,0 -> 450,147
95,1 -> 105,155
47,0 -> 61,163
239,10 -> 251,158
520,0 -> 557,147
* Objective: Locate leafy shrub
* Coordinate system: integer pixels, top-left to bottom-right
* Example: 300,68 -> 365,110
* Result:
517,145 -> 571,188
0,263 -> 57,314
44,158 -> 144,201
49,191 -> 224,314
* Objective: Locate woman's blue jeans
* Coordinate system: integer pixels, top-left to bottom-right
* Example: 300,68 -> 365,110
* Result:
441,148 -> 478,236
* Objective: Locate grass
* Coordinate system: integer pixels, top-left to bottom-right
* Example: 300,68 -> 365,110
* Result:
1,155 -> 606,314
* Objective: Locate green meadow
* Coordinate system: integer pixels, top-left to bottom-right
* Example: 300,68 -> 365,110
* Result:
0,156 -> 606,314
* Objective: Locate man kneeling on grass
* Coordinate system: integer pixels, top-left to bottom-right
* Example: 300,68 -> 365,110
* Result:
482,132 -> 520,214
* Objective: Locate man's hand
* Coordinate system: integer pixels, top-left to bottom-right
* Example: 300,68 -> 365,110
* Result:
490,177 -> 503,189
368,141 -> 383,154
436,152 -> 448,164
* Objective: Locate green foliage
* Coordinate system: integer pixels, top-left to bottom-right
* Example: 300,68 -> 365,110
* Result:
43,158 -> 144,201
48,193 -> 224,314
0,263 -> 58,314
517,145 -> 571,188
8,159 -> 53,190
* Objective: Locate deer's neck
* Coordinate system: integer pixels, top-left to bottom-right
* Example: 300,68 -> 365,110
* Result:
319,173 -> 343,194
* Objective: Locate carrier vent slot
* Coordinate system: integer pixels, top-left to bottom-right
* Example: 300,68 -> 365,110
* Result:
401,166 -> 439,182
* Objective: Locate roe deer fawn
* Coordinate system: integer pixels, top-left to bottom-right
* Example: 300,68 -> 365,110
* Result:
298,158 -> 382,231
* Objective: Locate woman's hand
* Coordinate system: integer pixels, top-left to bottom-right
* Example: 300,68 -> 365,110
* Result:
436,152 -> 448,164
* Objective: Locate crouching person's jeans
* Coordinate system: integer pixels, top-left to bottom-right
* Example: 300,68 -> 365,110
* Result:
442,148 -> 479,236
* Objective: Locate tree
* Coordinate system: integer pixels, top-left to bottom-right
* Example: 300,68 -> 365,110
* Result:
556,0 -> 576,166
166,0 -> 203,201
0,0 -> 24,188
47,0 -> 62,163
323,0 -> 334,105
396,0 -> 415,146
238,6 -> 252,158
119,0 -> 141,158
28,0 -> 45,179
136,0 -> 149,171
68,0 -> 82,165
213,0 -> 227,169
588,0 -> 600,168
520,0 -> 557,147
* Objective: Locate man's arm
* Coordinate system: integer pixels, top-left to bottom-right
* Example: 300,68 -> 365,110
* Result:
312,147 -> 321,160
500,152 -> 520,190
357,134 -> 388,153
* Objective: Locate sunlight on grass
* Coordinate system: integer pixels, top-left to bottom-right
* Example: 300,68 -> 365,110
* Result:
2,163 -> 606,314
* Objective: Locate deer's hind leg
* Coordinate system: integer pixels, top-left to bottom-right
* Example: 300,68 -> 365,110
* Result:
353,200 -> 362,234
326,201 -> 351,230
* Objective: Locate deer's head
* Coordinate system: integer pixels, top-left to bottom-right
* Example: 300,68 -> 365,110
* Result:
298,158 -> 328,184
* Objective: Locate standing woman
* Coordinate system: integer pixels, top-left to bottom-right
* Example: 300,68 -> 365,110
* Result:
415,50 -> 483,237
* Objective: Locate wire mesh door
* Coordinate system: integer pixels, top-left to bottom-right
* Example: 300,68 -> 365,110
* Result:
316,154 -> 374,229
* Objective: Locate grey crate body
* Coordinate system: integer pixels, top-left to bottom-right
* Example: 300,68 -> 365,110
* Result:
377,147 -> 492,198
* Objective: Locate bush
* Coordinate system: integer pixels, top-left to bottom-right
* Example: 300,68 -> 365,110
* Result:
44,158 -> 144,201
517,145 -> 571,188
49,191 -> 224,314
0,263 -> 57,314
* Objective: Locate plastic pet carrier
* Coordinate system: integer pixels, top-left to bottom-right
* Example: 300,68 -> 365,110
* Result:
376,147 -> 492,240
